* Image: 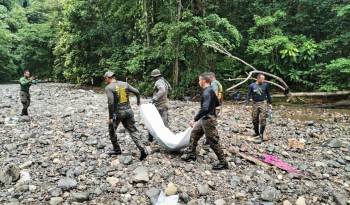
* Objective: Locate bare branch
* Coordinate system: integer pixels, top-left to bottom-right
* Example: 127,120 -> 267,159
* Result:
225,78 -> 286,91
204,42 -> 258,71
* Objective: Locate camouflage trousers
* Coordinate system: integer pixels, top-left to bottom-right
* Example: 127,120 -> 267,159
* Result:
252,101 -> 268,128
156,106 -> 169,127
20,91 -> 30,109
188,117 -> 226,162
108,109 -> 145,152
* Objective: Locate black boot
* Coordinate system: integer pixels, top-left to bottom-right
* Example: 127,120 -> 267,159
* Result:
212,161 -> 229,170
21,108 -> 28,116
148,133 -> 154,142
252,122 -> 259,137
259,125 -> 266,144
139,149 -> 148,161
108,142 -> 122,155
181,153 -> 197,162
21,109 -> 26,116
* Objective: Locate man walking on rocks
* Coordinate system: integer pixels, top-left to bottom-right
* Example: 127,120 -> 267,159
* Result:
182,73 -> 229,170
19,70 -> 37,116
104,71 -> 148,160
149,69 -> 172,141
245,73 -> 272,143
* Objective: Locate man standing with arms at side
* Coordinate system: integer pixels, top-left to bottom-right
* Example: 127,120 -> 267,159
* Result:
245,73 -> 272,144
19,70 -> 37,116
208,72 -> 224,107
104,71 -> 148,160
149,69 -> 172,142
182,73 -> 228,170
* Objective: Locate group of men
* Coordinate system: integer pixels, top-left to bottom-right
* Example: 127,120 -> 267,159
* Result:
19,69 -> 272,171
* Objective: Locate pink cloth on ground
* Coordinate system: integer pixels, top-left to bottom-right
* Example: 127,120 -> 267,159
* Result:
262,154 -> 301,174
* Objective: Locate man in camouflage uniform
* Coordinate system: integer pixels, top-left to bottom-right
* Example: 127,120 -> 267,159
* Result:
19,70 -> 37,116
245,73 -> 272,143
182,73 -> 228,170
149,69 -> 172,142
104,71 -> 147,160
208,72 -> 224,107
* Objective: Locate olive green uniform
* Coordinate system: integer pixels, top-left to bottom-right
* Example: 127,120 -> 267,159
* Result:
105,80 -> 146,152
19,77 -> 36,115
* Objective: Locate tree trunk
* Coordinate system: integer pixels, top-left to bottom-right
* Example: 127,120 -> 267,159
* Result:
143,0 -> 150,47
173,0 -> 182,86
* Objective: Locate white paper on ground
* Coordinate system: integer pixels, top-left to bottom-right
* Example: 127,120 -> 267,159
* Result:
140,104 -> 192,151
155,191 -> 179,205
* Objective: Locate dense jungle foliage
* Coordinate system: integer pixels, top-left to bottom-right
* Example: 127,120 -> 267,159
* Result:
0,0 -> 349,97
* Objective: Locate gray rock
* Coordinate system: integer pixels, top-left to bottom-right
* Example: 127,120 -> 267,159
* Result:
86,137 -> 98,145
198,184 -> 209,196
71,192 -> 90,202
146,188 -> 160,205
111,200 -> 122,205
261,187 -> 281,202
328,160 -> 341,168
230,176 -> 241,188
119,186 -> 129,194
50,197 -> 64,205
57,178 -> 77,191
345,165 -> 350,172
0,164 -> 20,185
214,199 -> 226,205
49,188 -> 62,197
123,156 -> 133,165
327,139 -> 342,148
133,166 -> 149,183
5,143 -> 17,151
333,192 -> 347,205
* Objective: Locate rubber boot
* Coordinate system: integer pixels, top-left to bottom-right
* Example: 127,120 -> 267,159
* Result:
24,109 -> 28,116
252,122 -> 259,137
139,149 -> 148,161
212,161 -> 229,170
181,153 -> 197,162
259,125 -> 266,144
148,133 -> 154,142
21,109 -> 26,116
108,142 -> 122,155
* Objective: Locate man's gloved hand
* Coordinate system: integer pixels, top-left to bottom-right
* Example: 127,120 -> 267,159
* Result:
149,99 -> 155,104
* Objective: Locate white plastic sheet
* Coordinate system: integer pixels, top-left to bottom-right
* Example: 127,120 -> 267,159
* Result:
140,104 -> 192,151
155,191 -> 179,205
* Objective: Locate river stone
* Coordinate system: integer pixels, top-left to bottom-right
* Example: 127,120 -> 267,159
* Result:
327,139 -> 342,148
50,197 -> 64,205
71,192 -> 90,202
198,184 -> 209,196
0,164 -> 20,185
214,199 -> 226,205
57,178 -> 77,190
146,188 -> 161,205
106,177 -> 119,187
165,182 -> 178,196
261,187 -> 281,202
133,166 -> 149,183
295,196 -> 306,205
49,188 -> 62,197
333,192 -> 347,205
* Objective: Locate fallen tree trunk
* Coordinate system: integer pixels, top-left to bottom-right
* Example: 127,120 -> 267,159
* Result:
273,91 -> 350,98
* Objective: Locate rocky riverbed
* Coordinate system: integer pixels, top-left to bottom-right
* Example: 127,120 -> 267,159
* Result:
0,83 -> 349,205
